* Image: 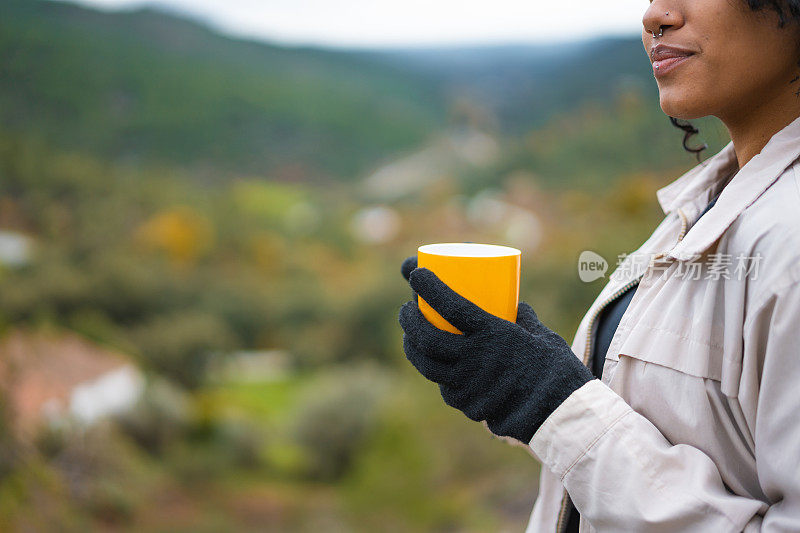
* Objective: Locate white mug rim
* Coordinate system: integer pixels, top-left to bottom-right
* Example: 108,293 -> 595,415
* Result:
418,242 -> 521,258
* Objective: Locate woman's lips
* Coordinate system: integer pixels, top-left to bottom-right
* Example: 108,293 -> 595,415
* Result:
653,55 -> 693,76
650,44 -> 695,77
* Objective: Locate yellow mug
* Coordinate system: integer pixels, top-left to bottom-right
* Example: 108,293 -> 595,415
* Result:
417,243 -> 521,334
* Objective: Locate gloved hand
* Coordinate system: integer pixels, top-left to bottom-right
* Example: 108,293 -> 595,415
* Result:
398,266 -> 594,444
401,256 -> 418,284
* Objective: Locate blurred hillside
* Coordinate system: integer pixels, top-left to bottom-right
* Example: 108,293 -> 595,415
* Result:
1,0 -> 444,179
0,1 -> 733,531
373,39 -> 656,134
1,0 -> 726,184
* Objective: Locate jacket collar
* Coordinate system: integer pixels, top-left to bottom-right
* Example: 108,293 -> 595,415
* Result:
656,114 -> 800,261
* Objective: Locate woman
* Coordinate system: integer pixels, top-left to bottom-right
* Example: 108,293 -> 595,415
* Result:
398,0 -> 800,531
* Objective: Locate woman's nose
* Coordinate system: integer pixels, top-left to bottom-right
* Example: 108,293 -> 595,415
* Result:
643,4 -> 680,38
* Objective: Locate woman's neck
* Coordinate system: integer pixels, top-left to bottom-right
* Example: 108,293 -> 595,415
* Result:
722,88 -> 800,169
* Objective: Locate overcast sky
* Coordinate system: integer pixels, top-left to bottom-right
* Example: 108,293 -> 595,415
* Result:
65,0 -> 647,48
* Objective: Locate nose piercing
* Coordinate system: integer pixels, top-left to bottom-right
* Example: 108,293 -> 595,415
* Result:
650,12 -> 669,39
653,14 -> 666,69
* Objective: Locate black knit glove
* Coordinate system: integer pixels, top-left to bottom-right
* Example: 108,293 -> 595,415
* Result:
401,256 -> 418,287
398,266 -> 594,444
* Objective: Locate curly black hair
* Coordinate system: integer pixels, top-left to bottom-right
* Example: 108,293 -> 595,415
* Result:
671,0 -> 800,162
669,117 -> 707,162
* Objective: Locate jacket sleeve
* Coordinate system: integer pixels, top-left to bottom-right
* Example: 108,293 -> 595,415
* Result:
527,281 -> 800,532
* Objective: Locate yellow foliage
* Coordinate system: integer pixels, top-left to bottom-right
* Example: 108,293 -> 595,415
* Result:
609,174 -> 660,217
136,207 -> 214,265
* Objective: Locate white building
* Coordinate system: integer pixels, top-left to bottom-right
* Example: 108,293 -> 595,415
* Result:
0,329 -> 144,436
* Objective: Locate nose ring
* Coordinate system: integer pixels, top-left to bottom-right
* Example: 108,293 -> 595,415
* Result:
650,11 -> 669,38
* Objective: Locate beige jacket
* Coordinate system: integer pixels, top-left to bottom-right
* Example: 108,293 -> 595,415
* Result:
525,115 -> 800,532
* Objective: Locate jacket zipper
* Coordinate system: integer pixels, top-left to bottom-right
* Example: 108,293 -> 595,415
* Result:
553,276 -> 642,533
554,208 -> 689,533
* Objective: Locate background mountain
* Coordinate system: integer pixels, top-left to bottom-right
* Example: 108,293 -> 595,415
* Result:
1,0 -> 675,182
372,39 -> 656,134
0,0 -> 444,180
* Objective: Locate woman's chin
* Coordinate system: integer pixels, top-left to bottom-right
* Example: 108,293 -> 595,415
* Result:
658,88 -> 708,120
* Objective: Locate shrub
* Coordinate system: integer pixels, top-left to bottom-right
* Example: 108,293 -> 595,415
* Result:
131,312 -> 235,389
116,378 -> 191,455
289,363 -> 391,481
